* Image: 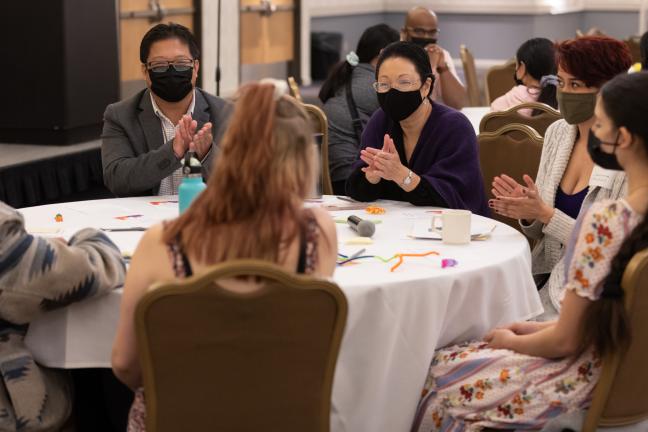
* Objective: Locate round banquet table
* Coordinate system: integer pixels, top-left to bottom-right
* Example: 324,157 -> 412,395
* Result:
19,195 -> 542,432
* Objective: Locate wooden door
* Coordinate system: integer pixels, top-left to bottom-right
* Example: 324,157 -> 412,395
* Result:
119,0 -> 196,99
239,0 -> 299,83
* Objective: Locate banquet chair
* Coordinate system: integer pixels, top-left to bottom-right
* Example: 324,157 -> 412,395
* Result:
478,124 -> 543,235
485,59 -> 516,104
288,76 -> 303,102
624,36 -> 642,64
135,259 -> 348,432
460,44 -> 481,106
303,103 -> 334,195
582,248 -> 648,431
479,102 -> 561,137
577,27 -> 605,38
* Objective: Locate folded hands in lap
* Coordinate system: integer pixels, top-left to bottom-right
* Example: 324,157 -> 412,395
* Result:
483,320 -> 552,350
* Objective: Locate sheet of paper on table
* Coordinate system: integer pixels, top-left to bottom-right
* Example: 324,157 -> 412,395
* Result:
409,219 -> 496,240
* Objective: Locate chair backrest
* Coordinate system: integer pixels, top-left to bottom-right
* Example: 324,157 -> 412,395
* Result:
288,76 -> 303,102
625,36 -> 642,64
477,124 -> 544,233
303,103 -> 334,195
583,248 -> 648,431
577,27 -> 607,38
479,102 -> 562,137
485,59 -> 516,104
136,259 -> 348,432
460,44 -> 481,106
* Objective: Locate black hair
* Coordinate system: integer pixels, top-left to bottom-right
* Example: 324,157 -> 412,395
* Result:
374,41 -> 435,99
318,24 -> 399,103
640,31 -> 648,69
139,22 -> 200,64
516,37 -> 557,113
582,72 -> 648,358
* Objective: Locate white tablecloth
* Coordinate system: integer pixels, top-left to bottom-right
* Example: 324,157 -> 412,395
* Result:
20,196 -> 542,432
461,106 -> 490,134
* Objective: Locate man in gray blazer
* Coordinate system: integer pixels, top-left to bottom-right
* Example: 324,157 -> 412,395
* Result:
102,23 -> 231,197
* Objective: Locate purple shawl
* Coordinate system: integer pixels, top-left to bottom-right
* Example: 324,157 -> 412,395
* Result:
350,102 -> 490,216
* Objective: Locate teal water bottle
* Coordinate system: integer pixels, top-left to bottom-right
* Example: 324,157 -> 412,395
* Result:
178,151 -> 206,214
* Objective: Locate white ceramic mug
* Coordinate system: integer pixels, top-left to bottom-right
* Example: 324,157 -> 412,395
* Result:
431,209 -> 472,244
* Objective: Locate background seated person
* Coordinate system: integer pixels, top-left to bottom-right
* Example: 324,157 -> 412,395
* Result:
401,7 -> 467,109
319,24 -> 400,196
101,23 -> 232,197
412,71 -> 648,432
111,82 -> 338,431
346,42 -> 489,216
0,202 -> 125,431
628,31 -> 648,73
490,36 -> 632,319
490,37 -> 558,117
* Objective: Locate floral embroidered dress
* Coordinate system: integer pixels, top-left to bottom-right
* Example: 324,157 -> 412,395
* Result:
411,199 -> 642,432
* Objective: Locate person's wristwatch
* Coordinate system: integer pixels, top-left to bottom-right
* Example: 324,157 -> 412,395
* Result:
437,64 -> 449,74
402,169 -> 413,186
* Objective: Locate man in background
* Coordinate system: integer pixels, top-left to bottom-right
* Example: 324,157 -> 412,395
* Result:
401,7 -> 467,109
102,23 -> 232,197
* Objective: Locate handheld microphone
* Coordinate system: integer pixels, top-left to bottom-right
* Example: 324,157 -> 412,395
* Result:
347,215 -> 376,237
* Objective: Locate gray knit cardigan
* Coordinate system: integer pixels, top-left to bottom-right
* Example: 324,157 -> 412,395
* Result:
519,120 -> 627,319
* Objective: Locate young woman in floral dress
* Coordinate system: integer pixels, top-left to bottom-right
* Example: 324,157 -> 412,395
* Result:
411,72 -> 648,431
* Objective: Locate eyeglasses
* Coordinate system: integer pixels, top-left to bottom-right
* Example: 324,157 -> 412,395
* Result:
405,27 -> 440,38
373,79 -> 422,93
146,59 -> 195,73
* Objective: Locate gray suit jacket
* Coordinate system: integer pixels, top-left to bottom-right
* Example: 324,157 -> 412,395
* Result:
101,88 -> 232,196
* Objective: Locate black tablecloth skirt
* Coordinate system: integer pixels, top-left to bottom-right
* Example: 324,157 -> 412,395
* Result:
0,149 -> 113,208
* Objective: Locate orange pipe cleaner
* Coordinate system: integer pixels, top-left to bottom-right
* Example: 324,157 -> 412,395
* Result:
390,251 -> 440,272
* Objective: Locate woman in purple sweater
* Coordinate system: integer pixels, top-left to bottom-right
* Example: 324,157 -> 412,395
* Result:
345,41 -> 489,216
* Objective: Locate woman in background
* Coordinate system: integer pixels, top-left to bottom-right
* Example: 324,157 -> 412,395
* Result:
628,31 -> 648,73
112,82 -> 338,431
413,71 -> 648,432
345,42 -> 489,215
490,37 -> 558,116
490,36 -> 631,319
319,24 -> 400,195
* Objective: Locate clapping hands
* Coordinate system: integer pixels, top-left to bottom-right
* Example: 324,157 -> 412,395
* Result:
172,114 -> 213,161
425,44 -> 447,71
489,174 -> 554,224
360,134 -> 406,183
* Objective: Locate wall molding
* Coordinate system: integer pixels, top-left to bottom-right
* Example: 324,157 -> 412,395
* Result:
309,1 -> 386,17
584,0 -> 641,11
308,0 -> 642,17
385,0 -> 551,15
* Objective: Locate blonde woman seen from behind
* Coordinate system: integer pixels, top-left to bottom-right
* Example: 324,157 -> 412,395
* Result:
111,82 -> 338,432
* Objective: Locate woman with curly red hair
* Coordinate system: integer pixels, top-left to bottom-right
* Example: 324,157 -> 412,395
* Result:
111,82 -> 338,431
490,36 -> 632,319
